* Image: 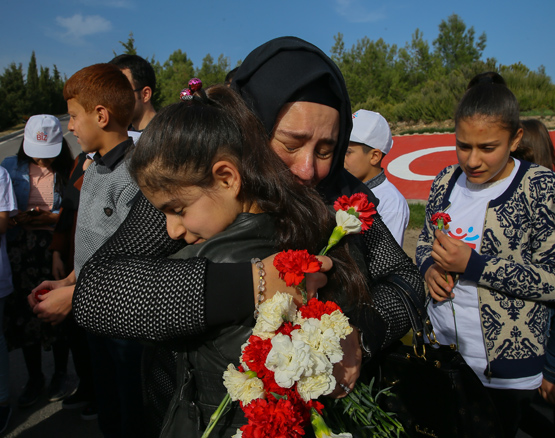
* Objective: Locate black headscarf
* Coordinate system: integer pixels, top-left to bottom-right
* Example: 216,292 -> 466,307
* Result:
232,36 -> 377,205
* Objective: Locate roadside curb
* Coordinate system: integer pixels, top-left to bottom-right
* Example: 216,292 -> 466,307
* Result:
0,130 -> 24,142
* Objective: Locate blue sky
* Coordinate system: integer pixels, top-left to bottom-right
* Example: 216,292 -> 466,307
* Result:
2,0 -> 554,83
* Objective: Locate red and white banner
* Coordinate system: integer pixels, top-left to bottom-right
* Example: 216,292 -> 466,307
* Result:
383,131 -> 555,201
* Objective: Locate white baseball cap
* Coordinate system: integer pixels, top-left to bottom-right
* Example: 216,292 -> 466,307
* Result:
350,110 -> 393,155
23,115 -> 63,159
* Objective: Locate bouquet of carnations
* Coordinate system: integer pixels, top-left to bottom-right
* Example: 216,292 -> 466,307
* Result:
202,193 -> 403,438
223,288 -> 353,438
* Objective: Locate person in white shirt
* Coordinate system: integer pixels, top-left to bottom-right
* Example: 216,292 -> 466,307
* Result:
344,110 -> 409,246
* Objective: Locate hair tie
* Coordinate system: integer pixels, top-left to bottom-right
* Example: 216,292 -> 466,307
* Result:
180,78 -> 203,101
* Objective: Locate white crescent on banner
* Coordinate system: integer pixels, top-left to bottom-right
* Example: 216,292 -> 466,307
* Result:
387,146 -> 456,181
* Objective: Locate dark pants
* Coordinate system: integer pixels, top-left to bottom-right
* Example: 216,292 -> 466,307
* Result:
66,317 -> 95,401
486,387 -> 537,438
87,333 -> 144,438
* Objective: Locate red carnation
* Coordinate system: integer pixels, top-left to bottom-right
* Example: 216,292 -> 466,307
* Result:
276,322 -> 300,337
299,298 -> 342,319
273,250 -> 322,287
241,398 -> 306,438
431,212 -> 451,230
34,289 -> 50,301
334,193 -> 377,231
241,336 -> 273,375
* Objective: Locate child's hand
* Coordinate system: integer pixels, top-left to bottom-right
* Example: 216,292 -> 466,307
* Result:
431,229 -> 472,274
539,378 -> 555,405
30,285 -> 75,325
425,263 -> 455,302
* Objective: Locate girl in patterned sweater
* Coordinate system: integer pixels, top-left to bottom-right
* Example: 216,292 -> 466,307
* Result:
416,72 -> 555,438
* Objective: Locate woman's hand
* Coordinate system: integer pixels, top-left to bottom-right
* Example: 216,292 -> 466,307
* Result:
425,263 -> 455,302
253,254 -> 332,307
431,230 -> 472,274
327,327 -> 361,399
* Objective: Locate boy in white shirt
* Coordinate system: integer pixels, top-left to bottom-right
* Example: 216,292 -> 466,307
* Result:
344,110 -> 409,246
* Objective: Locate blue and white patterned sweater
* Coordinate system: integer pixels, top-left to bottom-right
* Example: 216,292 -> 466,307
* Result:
416,161 -> 555,380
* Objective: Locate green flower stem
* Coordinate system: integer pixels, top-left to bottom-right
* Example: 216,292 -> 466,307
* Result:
311,408 -> 333,438
437,218 -> 459,350
450,300 -> 459,350
201,393 -> 231,438
298,279 -> 308,305
320,226 -> 346,256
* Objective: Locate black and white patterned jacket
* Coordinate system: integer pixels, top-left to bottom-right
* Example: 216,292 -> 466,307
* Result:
416,161 -> 555,380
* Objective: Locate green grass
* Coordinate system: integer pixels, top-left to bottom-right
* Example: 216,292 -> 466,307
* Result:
520,109 -> 555,117
398,126 -> 455,136
408,203 -> 426,229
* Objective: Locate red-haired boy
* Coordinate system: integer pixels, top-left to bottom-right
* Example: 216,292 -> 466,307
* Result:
31,63 -> 143,436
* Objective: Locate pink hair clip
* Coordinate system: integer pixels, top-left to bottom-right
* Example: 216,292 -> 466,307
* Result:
180,78 -> 203,101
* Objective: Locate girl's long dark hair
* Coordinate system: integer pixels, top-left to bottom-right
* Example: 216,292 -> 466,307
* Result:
17,138 -> 74,188
512,119 -> 555,170
130,84 -> 368,306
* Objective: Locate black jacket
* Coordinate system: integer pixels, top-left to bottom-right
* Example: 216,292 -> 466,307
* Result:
160,213 -> 276,438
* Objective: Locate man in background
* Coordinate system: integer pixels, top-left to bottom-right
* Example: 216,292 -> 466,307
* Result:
109,54 -> 157,132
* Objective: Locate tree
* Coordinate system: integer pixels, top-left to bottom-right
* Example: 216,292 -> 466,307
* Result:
195,54 -> 230,86
398,29 -> 442,87
330,33 -> 346,64
114,32 -> 137,56
156,49 -> 195,107
433,14 -> 486,71
0,63 -> 26,129
26,51 -> 40,114
331,34 -> 403,107
50,66 -> 67,115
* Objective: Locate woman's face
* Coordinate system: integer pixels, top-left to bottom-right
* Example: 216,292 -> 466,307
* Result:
456,116 -> 523,184
270,101 -> 340,187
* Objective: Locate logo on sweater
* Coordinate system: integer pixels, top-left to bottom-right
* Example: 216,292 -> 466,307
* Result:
104,208 -> 113,217
36,131 -> 48,142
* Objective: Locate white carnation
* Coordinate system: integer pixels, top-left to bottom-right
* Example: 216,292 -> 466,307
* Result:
265,333 -> 312,388
253,292 -> 297,339
320,311 -> 353,340
335,209 -> 362,234
308,349 -> 333,377
231,430 -> 243,438
297,372 -> 336,402
222,364 -> 264,404
292,319 -> 323,351
318,328 -> 344,364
